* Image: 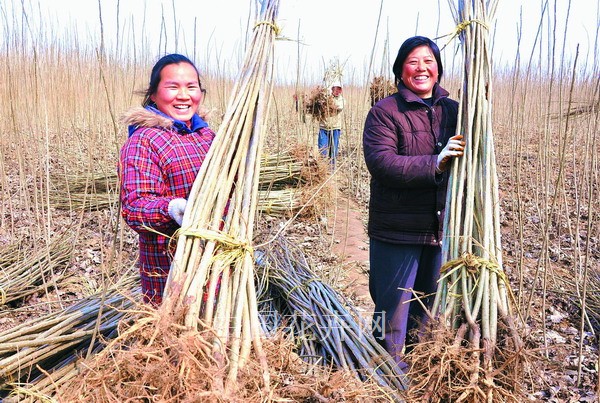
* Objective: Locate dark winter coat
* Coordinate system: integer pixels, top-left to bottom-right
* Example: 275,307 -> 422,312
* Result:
362,82 -> 458,245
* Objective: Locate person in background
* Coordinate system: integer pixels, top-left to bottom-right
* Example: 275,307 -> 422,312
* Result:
318,81 -> 345,168
119,53 -> 215,305
362,36 -> 465,369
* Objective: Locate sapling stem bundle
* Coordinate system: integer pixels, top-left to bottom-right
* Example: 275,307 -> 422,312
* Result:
161,0 -> 280,393
412,1 -> 526,401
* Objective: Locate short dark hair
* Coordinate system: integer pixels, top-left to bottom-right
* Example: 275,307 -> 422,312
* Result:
142,53 -> 201,107
392,36 -> 443,86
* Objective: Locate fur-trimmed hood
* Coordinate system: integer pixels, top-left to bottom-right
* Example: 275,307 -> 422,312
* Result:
121,106 -> 174,129
121,105 -> 210,137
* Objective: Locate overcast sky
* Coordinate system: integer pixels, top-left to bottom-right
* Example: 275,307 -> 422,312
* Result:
4,0 -> 598,84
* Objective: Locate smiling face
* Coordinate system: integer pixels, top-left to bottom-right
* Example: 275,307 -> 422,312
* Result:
401,45 -> 439,98
150,62 -> 203,127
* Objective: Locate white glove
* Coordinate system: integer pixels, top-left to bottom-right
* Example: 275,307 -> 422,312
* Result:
168,198 -> 187,226
436,134 -> 465,173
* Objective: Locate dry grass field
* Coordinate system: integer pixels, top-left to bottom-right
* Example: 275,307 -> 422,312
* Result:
0,1 -> 599,401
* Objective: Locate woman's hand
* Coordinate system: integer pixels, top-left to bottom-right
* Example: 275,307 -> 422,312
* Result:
436,134 -> 465,173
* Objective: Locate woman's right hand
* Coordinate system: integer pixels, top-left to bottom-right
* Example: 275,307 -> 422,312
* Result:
436,134 -> 465,173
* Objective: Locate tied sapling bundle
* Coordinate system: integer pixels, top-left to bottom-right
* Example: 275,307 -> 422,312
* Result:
256,235 -> 408,398
303,86 -> 339,121
406,1 -> 526,402
304,60 -> 344,121
47,147 -> 315,212
258,145 -> 327,189
369,75 -> 397,106
0,273 -> 137,399
49,172 -> 118,211
161,0 -> 279,393
0,235 -> 72,306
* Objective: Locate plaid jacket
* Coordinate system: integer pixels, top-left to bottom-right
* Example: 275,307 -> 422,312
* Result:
119,106 -> 215,304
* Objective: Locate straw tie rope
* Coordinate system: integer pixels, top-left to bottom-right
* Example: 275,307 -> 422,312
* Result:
286,277 -> 319,298
179,227 -> 254,257
441,252 -> 505,280
142,224 -> 253,258
436,19 -> 489,51
253,20 -> 281,36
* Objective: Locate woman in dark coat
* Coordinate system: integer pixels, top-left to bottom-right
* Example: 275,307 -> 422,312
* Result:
362,36 -> 465,369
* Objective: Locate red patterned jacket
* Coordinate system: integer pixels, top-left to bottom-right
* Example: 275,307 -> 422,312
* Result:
119,106 -> 215,304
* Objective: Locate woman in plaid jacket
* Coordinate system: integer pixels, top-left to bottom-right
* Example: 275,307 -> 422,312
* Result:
119,54 -> 215,305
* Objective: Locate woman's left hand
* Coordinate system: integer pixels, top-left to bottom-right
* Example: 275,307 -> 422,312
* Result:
437,134 -> 465,172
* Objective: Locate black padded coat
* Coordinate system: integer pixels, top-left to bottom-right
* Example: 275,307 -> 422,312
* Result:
362,82 -> 459,245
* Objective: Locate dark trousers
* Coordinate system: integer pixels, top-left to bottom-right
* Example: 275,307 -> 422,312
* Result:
369,238 -> 441,369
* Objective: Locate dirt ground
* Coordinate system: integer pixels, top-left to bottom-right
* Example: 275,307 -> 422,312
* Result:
1,152 -> 598,401
329,195 -> 372,310
320,173 -> 600,402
